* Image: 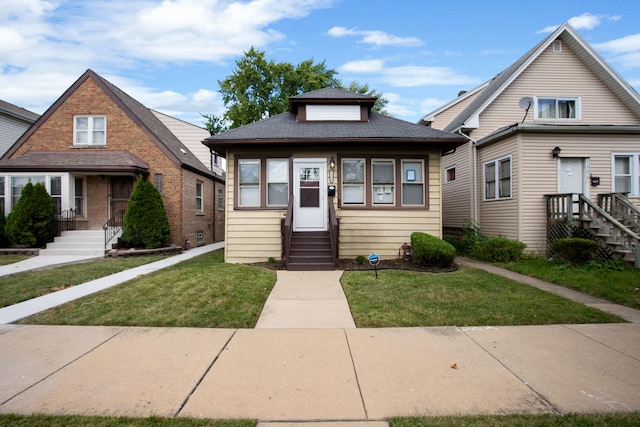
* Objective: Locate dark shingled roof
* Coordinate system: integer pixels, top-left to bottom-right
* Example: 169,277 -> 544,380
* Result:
0,99 -> 40,122
0,150 -> 149,173
205,98 -> 465,153
290,87 -> 376,101
2,70 -> 215,179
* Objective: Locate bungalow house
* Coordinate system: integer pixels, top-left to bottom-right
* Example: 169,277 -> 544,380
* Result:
420,23 -> 640,265
0,100 -> 39,160
204,87 -> 465,269
0,69 -> 225,255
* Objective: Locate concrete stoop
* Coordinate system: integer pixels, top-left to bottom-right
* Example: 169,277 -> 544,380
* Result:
39,229 -> 106,257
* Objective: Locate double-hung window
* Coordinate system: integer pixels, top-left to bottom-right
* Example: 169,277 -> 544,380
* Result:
613,153 -> 640,196
195,181 -> 204,213
340,156 -> 427,208
372,160 -> 394,205
402,160 -> 424,205
535,97 -> 579,120
342,159 -> 365,205
74,116 -> 106,145
267,159 -> 289,207
74,177 -> 84,216
50,176 -> 62,215
238,159 -> 260,207
484,156 -> 512,200
236,157 -> 291,208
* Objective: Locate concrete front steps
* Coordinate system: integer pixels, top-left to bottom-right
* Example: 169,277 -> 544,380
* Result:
39,230 -> 107,257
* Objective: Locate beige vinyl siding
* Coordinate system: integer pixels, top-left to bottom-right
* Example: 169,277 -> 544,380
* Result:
518,132 -> 640,254
442,141 -> 474,228
224,152 -> 285,263
477,137 -> 519,241
472,43 -> 639,140
337,153 -> 441,259
151,111 -> 212,171
430,90 -> 482,130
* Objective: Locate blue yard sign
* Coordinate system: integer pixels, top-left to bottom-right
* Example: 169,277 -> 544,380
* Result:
368,253 -> 380,278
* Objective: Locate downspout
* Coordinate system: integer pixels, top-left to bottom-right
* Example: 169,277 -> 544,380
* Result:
456,130 -> 479,226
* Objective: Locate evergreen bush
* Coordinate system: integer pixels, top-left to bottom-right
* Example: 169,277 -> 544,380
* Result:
470,236 -> 526,263
0,214 -> 7,247
552,237 -> 599,265
121,177 -> 171,249
5,182 -> 56,247
410,231 -> 456,268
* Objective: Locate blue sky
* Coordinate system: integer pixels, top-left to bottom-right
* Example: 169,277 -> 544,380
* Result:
1,0 -> 639,126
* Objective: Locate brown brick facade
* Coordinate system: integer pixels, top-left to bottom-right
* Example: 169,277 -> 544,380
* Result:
11,76 -> 224,247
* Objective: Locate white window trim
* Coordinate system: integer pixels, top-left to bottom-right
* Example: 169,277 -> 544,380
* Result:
533,96 -> 581,121
341,158 -> 366,205
483,155 -> 512,201
2,173 -> 71,215
74,115 -> 107,146
445,166 -> 456,183
266,158 -> 289,207
195,181 -> 204,213
237,159 -> 261,208
611,153 -> 640,196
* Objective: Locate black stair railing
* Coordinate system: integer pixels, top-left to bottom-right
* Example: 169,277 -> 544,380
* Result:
103,209 -> 125,250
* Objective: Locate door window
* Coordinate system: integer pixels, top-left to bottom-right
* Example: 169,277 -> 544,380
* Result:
299,167 -> 320,208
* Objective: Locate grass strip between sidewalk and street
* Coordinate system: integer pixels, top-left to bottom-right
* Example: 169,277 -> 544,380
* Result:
19,250 -> 277,328
0,255 -> 169,308
341,265 -> 624,328
1,412 -> 639,426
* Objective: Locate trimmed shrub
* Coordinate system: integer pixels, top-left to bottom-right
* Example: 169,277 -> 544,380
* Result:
0,214 -> 7,247
121,177 -> 171,249
552,237 -> 599,265
5,182 -> 56,247
470,236 -> 526,263
410,231 -> 456,268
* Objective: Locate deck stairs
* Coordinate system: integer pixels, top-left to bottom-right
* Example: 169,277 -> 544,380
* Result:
38,230 -> 110,257
547,193 -> 639,267
286,231 -> 335,271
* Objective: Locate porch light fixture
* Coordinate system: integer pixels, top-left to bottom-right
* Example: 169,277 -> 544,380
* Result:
551,146 -> 562,158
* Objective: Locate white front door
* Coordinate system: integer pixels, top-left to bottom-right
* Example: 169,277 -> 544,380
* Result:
293,159 -> 326,231
559,158 -> 585,195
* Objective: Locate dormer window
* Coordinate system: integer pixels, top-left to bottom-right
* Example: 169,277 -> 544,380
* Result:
534,97 -> 580,121
305,105 -> 361,121
74,115 -> 106,145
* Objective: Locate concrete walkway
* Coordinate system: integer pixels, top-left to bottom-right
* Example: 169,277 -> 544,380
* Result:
1,253 -> 640,423
0,242 -> 225,324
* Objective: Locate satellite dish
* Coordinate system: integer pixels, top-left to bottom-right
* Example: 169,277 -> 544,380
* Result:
519,96 -> 533,110
519,97 -> 533,123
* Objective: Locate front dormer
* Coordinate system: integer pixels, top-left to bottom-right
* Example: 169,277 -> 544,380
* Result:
289,87 -> 376,123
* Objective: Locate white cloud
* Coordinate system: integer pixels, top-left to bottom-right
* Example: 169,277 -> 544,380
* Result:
327,26 -> 422,47
383,65 -> 479,87
341,60 -> 385,73
0,0 -> 333,123
538,13 -> 621,33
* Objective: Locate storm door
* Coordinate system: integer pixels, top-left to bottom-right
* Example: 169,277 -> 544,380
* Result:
293,159 -> 326,231
110,176 -> 134,220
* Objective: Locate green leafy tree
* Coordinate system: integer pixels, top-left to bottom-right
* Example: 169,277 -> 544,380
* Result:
121,177 -> 170,249
343,81 -> 391,116
200,113 -> 229,136
5,182 -> 56,247
218,47 -> 341,128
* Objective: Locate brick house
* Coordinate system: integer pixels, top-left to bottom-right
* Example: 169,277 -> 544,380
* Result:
0,69 -> 225,251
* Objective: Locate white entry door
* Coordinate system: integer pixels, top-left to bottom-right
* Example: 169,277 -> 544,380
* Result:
558,158 -> 585,195
293,159 -> 326,231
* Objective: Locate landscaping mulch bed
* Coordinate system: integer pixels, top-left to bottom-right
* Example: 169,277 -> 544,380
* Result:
251,257 -> 458,273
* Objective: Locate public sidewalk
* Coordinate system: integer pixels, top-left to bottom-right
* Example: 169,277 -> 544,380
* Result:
1,253 -> 640,423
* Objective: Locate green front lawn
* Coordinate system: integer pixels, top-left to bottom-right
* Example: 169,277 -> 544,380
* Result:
498,257 -> 640,310
20,250 -> 277,328
341,266 -> 623,327
0,255 -> 169,308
